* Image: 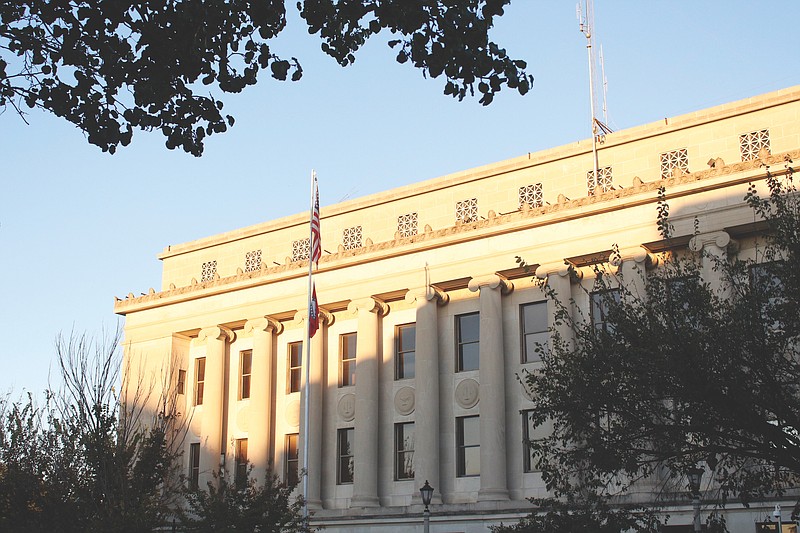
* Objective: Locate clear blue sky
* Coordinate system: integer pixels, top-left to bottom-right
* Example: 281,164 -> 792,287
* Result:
2,2 -> 799,394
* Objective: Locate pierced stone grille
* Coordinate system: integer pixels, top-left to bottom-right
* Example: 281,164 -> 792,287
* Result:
397,212 -> 418,238
244,250 -> 262,272
292,238 -> 310,262
518,183 -> 543,208
342,226 -> 363,250
660,148 -> 689,179
586,166 -> 613,196
201,261 -> 217,282
456,198 -> 478,223
739,129 -> 771,161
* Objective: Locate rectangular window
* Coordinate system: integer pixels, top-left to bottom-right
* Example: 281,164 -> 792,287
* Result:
343,226 -> 363,250
456,313 -> 480,372
337,428 -> 354,484
188,443 -> 200,489
397,212 -> 418,237
285,433 -> 299,487
590,289 -> 620,332
194,357 -> 206,406
519,183 -> 543,209
750,262 -> 785,331
587,166 -> 613,196
521,302 -> 548,363
245,249 -> 262,272
456,198 -> 478,224
340,333 -> 357,387
177,369 -> 186,395
201,260 -> 217,282
239,350 -> 252,400
740,129 -> 771,161
394,422 -> 415,480
660,148 -> 689,179
235,438 -> 248,487
456,416 -> 480,477
292,238 -> 310,262
522,410 -> 537,472
287,341 -> 303,394
395,324 -> 416,380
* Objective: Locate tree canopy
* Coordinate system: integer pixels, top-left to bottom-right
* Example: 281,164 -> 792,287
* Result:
0,1 -> 533,156
510,163 -> 800,530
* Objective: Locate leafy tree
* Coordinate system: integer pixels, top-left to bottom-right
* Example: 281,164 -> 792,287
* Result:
0,328 -> 184,532
509,163 -> 800,530
1,1 -> 533,156
179,467 -> 311,532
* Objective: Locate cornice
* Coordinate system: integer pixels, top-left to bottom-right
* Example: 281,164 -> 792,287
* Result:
115,151 -> 798,316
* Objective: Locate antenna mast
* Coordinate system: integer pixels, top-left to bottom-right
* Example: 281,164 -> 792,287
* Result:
577,0 -> 612,194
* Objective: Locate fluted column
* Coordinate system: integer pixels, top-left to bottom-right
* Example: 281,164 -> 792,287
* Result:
244,317 -> 282,485
197,325 -> 234,487
689,231 -> 737,296
348,297 -> 388,507
535,262 -> 576,346
468,274 -> 513,501
610,247 -> 654,300
297,308 -> 332,509
405,286 -> 448,504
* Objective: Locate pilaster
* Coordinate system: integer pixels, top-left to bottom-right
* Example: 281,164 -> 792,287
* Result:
689,231 -> 737,296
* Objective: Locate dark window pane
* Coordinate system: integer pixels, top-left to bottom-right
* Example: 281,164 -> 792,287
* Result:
459,343 -> 479,372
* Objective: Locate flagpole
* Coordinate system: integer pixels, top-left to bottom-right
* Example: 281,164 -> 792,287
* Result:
302,170 -> 316,520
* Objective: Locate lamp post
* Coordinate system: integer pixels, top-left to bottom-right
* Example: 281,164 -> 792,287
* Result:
420,480 -> 434,533
774,504 -> 783,533
687,466 -> 704,533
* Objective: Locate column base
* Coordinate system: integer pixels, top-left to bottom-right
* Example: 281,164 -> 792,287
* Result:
478,487 -> 510,501
350,495 -> 381,508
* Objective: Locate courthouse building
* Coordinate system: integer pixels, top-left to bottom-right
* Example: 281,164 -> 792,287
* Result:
115,86 -> 800,532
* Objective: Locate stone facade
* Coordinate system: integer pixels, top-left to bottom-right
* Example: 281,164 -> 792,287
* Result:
115,86 -> 800,532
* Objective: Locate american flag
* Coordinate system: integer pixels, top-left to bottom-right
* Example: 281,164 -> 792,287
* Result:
310,175 -> 321,267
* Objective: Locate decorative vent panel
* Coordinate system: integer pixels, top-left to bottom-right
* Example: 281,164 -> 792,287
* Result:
292,238 -> 310,262
397,213 -> 418,237
342,226 -> 363,250
244,250 -> 262,272
201,261 -> 217,282
739,129 -> 771,161
586,166 -> 613,196
456,198 -> 478,223
660,148 -> 689,179
518,183 -> 543,208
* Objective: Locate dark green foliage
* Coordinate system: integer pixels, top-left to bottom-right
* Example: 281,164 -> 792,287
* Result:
1,1 -> 532,156
0,330 -> 183,532
507,163 -> 800,531
179,468 -> 311,532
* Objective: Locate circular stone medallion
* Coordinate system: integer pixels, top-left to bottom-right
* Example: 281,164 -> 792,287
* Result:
394,387 -> 416,415
338,393 -> 356,422
455,378 -> 480,409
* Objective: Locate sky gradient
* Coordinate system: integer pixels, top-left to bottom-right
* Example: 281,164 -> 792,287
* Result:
2,2 -> 800,394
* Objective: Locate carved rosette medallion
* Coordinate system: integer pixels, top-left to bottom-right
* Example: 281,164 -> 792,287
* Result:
394,387 -> 416,415
455,378 -> 480,409
286,400 -> 301,428
338,393 -> 356,422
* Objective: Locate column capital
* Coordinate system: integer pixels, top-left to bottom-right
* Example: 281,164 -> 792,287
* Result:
534,261 -> 571,280
609,247 -> 658,270
198,325 -> 235,343
294,307 -> 334,327
244,317 -> 283,336
468,273 -> 513,294
347,296 -> 389,316
404,286 -> 449,306
688,231 -> 735,253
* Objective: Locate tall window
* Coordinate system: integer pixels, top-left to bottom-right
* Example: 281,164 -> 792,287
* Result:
177,369 -> 186,395
521,302 -> 548,363
287,342 -> 303,394
239,350 -> 252,400
285,433 -> 299,487
395,324 -> 416,380
235,438 -> 248,487
201,260 -> 217,282
194,357 -> 206,406
337,428 -> 354,484
394,422 -> 415,480
522,410 -> 537,472
188,443 -> 200,489
456,313 -> 480,372
590,289 -> 620,332
456,416 -> 480,477
340,333 -> 357,387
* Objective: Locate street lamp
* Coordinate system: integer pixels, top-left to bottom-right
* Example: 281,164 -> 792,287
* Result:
687,466 -> 704,533
420,480 -> 434,533
774,504 -> 783,533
